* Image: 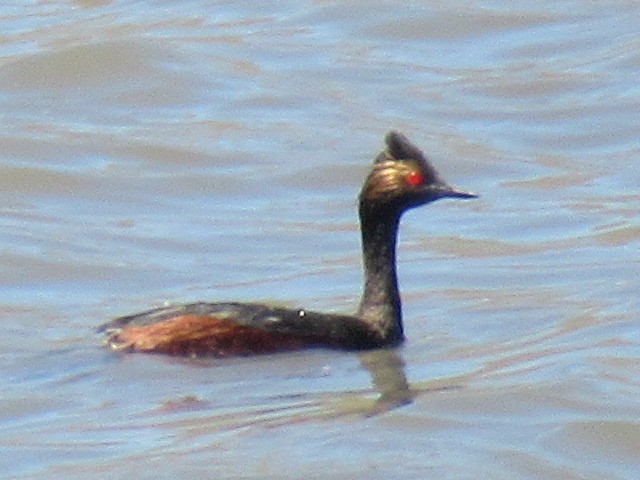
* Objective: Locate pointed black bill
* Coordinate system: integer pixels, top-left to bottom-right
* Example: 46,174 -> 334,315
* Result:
435,182 -> 478,200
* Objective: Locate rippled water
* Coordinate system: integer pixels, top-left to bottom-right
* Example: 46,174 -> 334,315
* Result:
1,1 -> 639,479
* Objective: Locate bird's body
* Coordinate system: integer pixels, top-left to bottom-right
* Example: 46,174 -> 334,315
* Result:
99,132 -> 476,357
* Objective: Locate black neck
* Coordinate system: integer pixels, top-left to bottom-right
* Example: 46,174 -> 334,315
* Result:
357,205 -> 404,343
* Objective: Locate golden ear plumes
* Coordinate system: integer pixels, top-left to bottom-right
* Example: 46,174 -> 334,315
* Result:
360,161 -> 419,202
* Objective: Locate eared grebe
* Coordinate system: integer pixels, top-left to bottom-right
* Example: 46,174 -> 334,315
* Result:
99,131 -> 476,356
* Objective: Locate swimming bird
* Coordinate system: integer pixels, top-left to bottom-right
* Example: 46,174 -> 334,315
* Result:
99,131 -> 476,356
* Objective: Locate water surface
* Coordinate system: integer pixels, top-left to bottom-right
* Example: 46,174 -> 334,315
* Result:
0,1 -> 639,479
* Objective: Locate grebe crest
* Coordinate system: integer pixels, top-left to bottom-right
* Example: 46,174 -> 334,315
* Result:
360,131 -> 475,214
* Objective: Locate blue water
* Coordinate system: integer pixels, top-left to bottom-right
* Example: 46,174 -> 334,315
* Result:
1,1 -> 639,479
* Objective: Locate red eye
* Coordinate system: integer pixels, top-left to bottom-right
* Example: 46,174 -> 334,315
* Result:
405,171 -> 424,187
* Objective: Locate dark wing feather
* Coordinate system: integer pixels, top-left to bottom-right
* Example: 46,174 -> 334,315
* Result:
99,302 -> 384,350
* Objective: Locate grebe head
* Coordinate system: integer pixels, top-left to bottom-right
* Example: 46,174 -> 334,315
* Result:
359,131 -> 477,215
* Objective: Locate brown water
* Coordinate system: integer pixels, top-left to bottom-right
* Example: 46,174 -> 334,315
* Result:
1,1 -> 639,478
